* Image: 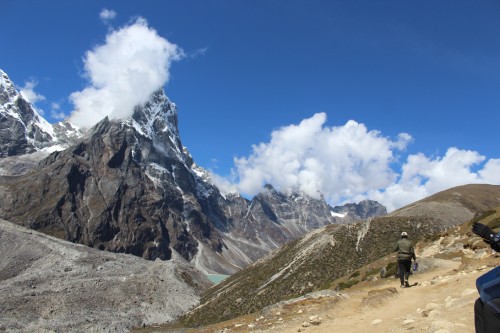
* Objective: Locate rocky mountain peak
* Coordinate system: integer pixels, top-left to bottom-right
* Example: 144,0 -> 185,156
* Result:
0,68 -> 83,158
0,69 -> 19,104
332,200 -> 387,220
130,89 -> 180,140
121,88 -> 193,170
0,69 -> 55,156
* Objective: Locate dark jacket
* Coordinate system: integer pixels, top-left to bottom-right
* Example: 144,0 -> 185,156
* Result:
394,238 -> 416,261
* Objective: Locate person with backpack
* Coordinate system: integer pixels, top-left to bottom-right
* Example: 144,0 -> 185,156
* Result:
394,231 -> 417,288
472,222 -> 500,333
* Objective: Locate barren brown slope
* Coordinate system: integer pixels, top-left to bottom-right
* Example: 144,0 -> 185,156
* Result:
391,184 -> 500,226
419,184 -> 500,208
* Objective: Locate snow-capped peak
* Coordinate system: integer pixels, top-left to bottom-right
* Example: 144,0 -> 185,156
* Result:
130,89 -> 179,139
0,69 -> 19,104
0,68 -> 83,157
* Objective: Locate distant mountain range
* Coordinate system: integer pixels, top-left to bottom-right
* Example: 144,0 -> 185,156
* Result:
0,68 -> 386,274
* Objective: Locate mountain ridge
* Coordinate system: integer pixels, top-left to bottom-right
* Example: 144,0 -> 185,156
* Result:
0,67 -> 386,275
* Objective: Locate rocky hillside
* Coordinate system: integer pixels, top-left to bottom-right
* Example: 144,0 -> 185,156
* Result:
0,67 -> 386,275
0,218 -> 212,333
182,184 -> 500,326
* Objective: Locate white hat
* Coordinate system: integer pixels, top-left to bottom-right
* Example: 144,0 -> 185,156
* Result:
401,231 -> 408,237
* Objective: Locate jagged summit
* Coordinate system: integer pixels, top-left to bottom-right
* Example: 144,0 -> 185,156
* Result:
332,199 -> 387,220
0,69 -> 55,156
130,89 -> 180,141
0,69 -> 19,102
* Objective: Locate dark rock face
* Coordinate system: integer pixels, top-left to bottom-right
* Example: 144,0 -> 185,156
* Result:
1,118 -> 171,260
332,200 -> 387,222
0,87 -> 226,264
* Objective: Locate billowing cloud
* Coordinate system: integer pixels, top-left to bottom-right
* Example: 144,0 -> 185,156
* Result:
19,79 -> 46,106
367,149 -> 500,211
212,113 -> 500,212
69,18 -> 184,128
99,8 -> 117,23
215,113 -> 410,202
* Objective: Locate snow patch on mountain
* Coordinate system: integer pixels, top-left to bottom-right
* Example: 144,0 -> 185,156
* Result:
331,211 -> 347,218
356,218 -> 372,251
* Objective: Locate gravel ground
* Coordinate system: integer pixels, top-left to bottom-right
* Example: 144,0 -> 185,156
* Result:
0,219 -> 212,333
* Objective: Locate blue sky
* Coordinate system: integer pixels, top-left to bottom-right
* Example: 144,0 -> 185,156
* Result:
1,0 -> 499,210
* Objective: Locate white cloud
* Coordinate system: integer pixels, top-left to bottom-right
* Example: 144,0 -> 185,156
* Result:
69,18 -> 184,128
19,79 -> 46,105
479,159 -> 500,183
99,8 -> 117,23
369,149 -> 500,211
214,113 -> 408,203
212,113 -> 500,212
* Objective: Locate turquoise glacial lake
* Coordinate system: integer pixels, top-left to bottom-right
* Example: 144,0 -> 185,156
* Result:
206,274 -> 229,284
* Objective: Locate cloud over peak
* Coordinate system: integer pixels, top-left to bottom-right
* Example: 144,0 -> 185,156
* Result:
69,18 -> 184,128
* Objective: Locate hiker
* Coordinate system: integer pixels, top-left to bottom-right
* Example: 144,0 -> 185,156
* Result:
394,231 -> 416,288
472,222 -> 500,333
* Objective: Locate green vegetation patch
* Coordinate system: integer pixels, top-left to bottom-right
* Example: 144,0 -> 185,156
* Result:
383,262 -> 398,279
489,217 -> 500,231
349,270 -> 360,279
362,267 -> 380,281
336,279 -> 359,290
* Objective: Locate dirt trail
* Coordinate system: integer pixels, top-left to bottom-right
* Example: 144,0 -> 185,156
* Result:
262,257 -> 492,333
287,259 -> 473,332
